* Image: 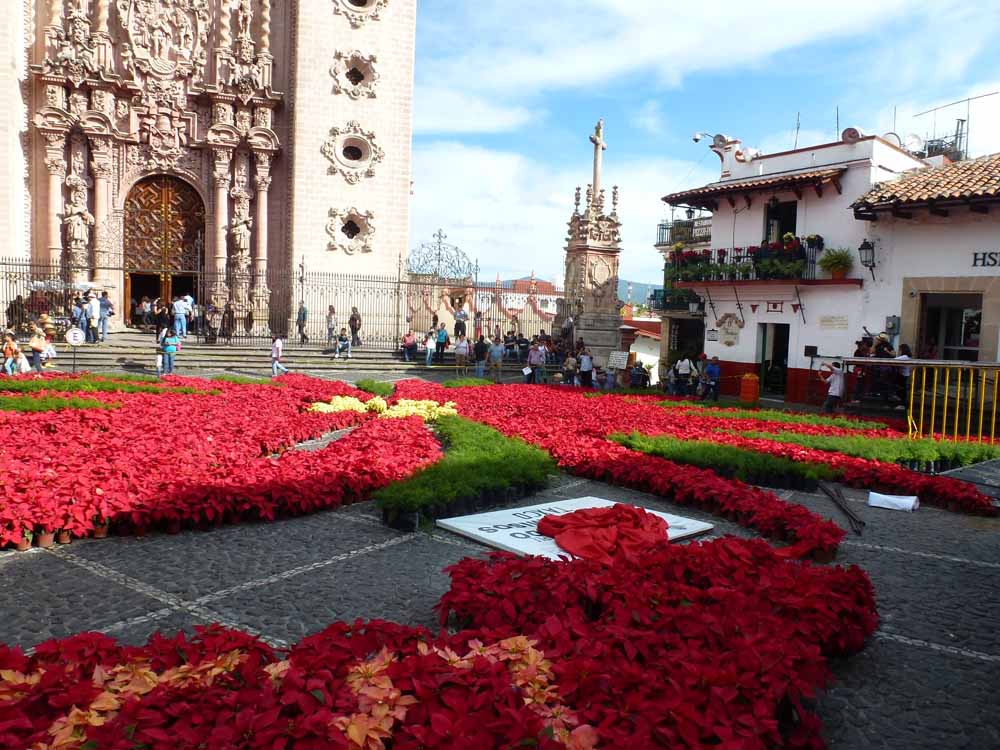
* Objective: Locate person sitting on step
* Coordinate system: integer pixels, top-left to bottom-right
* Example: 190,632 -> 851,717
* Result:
335,327 -> 352,359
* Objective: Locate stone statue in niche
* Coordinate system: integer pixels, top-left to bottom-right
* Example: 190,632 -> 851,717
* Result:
62,182 -> 94,265
229,202 -> 253,270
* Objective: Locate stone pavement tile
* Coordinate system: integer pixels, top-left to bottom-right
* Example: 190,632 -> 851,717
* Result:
211,534 -> 470,645
0,551 -> 165,650
838,546 -> 1000,654
105,610 -> 207,648
65,509 -> 406,600
787,490 -> 1000,564
817,637 -> 1000,750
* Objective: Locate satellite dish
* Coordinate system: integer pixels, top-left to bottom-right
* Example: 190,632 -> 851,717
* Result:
841,127 -> 866,143
712,134 -> 729,149
882,132 -> 902,147
904,133 -> 925,153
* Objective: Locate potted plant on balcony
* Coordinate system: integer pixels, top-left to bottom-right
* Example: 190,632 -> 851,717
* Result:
806,234 -> 825,251
817,248 -> 854,280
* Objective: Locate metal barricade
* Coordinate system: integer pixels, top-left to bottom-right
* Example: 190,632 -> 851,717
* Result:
839,357 -> 1000,442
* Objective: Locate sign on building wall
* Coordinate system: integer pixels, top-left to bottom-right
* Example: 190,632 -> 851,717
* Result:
766,301 -> 784,313
819,315 -> 850,331
706,329 -> 719,342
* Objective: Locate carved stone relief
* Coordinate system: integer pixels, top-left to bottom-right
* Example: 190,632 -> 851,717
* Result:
326,208 -> 375,254
45,11 -> 101,86
116,0 -> 211,84
332,0 -> 390,28
321,121 -> 384,184
330,50 -> 379,99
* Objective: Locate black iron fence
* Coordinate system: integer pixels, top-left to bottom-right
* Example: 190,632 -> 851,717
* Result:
0,258 -> 563,349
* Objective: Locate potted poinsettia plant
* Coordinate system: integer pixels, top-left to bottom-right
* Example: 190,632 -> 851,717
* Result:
818,248 -> 854,280
16,528 -> 33,552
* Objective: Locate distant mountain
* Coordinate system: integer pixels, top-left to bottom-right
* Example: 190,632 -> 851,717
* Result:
618,280 -> 663,304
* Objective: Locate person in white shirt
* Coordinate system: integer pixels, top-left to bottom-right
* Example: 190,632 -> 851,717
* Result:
172,296 -> 191,338
819,361 -> 845,413
578,350 -> 594,387
453,335 -> 470,375
86,294 -> 101,343
271,335 -> 289,377
673,355 -> 696,397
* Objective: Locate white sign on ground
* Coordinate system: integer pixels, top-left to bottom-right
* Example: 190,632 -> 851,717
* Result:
65,328 -> 85,346
437,497 -> 714,560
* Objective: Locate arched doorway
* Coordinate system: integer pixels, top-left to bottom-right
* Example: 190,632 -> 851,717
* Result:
123,175 -> 205,323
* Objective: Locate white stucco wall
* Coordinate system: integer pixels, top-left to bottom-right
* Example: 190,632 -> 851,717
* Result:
0,1 -> 28,261
629,334 -> 661,385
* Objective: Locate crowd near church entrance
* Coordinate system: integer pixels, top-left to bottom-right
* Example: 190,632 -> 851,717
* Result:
123,176 -> 206,325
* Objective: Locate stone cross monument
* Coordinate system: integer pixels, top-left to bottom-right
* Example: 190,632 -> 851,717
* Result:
555,119 -> 623,367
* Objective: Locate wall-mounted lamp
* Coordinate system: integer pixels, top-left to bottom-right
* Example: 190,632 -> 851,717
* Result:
768,195 -> 780,210
858,239 -> 876,280
688,295 -> 702,315
685,207 -> 696,220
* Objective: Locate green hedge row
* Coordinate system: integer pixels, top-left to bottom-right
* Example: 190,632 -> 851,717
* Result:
375,415 -> 555,530
739,429 -> 1000,468
611,432 -> 837,490
658,400 -> 890,431
0,375 -> 204,395
442,378 -> 494,388
354,379 -> 395,397
0,395 -> 118,412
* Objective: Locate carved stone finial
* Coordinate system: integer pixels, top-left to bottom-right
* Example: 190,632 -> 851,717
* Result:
574,186 -> 581,214
585,184 -> 593,209
612,185 -> 619,214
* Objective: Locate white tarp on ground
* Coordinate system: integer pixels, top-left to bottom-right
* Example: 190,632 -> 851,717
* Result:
437,497 -> 714,560
868,492 -> 920,512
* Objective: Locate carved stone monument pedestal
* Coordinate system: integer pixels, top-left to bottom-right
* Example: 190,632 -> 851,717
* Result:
555,120 -> 624,368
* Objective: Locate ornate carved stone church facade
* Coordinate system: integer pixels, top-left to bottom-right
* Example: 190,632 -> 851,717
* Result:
1,0 -> 415,324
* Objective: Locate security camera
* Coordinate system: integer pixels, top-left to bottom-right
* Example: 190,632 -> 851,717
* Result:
692,133 -> 704,143
908,290 -> 917,298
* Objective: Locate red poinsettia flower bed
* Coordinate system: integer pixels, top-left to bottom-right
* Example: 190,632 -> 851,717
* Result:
0,376 -> 441,547
0,536 -> 877,750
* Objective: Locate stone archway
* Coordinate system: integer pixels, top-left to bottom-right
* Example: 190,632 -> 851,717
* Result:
123,175 -> 206,320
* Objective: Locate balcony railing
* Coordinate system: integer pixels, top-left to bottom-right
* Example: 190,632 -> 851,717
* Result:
656,218 -> 713,247
649,288 -> 704,312
665,240 -> 823,283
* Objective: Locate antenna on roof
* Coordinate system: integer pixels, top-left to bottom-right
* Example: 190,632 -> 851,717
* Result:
793,112 -> 800,149
835,106 -> 839,139
913,91 -> 1000,159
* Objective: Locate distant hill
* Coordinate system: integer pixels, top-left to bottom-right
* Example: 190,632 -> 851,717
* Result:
618,280 -> 663,304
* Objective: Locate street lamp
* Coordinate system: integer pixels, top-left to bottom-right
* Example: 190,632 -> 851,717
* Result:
858,239 -> 876,280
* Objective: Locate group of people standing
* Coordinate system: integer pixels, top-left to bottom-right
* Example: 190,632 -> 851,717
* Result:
664,353 -> 722,401
820,333 -> 913,413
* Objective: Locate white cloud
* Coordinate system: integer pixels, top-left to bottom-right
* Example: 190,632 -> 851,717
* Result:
418,0 -> 929,99
413,87 -> 538,135
409,141 -> 717,284
631,100 -> 666,137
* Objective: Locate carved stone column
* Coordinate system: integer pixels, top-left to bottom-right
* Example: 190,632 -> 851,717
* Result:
42,132 -> 67,266
252,152 -> 272,306
92,0 -> 114,70
45,0 -> 65,63
89,137 -> 113,267
211,148 -> 233,304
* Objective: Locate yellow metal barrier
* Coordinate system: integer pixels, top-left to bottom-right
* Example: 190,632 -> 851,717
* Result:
840,358 -> 1000,443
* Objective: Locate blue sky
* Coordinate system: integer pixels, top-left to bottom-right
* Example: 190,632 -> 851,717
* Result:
407,0 -> 1000,285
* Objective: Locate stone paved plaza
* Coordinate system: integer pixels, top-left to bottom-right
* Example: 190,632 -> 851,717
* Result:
2,438 -> 998,750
